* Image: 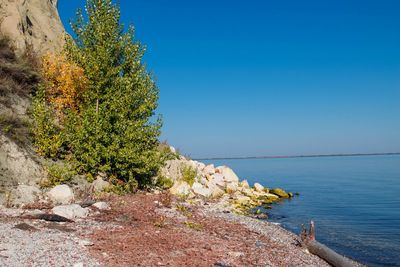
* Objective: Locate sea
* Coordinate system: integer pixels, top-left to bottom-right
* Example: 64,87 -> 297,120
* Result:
204,155 -> 400,267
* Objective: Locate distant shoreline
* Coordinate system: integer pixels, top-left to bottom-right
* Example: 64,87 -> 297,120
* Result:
196,152 -> 400,161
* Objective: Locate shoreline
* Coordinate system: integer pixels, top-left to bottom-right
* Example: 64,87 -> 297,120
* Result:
0,192 -> 363,266
196,152 -> 400,161
0,193 -> 328,266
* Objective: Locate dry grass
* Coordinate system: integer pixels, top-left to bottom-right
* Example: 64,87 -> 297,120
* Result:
0,112 -> 30,145
0,34 -> 40,146
0,34 -> 40,102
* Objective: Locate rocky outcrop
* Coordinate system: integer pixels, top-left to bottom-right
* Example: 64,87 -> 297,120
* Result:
0,0 -> 64,55
159,150 -> 293,214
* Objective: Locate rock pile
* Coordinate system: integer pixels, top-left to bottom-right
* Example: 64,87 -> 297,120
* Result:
159,152 -> 293,214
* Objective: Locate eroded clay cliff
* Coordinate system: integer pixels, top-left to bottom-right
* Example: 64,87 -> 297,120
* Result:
0,0 -> 64,55
0,0 -> 65,206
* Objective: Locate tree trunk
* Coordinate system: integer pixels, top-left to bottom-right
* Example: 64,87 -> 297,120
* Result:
300,221 -> 360,267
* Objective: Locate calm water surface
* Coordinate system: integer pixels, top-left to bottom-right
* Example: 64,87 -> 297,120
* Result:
204,155 -> 400,267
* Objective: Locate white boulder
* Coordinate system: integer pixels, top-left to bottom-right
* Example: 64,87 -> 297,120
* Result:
52,204 -> 89,220
203,164 -> 215,175
47,185 -> 74,205
211,173 -> 226,187
225,182 -> 238,193
254,183 -> 265,192
169,181 -> 191,196
218,166 -> 240,183
191,182 -> 212,198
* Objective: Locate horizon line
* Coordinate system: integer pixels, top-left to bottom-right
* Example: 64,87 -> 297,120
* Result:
194,152 -> 400,161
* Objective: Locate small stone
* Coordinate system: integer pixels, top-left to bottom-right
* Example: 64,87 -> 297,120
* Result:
79,240 -> 94,246
255,213 -> 268,219
228,251 -> 244,258
92,202 -> 110,210
73,263 -> 84,267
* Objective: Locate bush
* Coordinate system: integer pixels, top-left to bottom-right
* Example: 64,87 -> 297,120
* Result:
181,165 -> 197,186
40,53 -> 88,117
41,163 -> 75,187
31,85 -> 64,158
156,176 -> 174,189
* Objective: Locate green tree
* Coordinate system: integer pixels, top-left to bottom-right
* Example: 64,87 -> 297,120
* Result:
63,0 -> 163,188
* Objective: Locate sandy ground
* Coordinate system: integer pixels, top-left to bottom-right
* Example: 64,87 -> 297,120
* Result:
0,192 -> 330,267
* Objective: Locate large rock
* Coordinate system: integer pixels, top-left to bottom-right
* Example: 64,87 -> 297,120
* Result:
52,204 -> 89,220
270,188 -> 289,198
191,182 -> 212,198
264,193 -> 280,200
210,173 -> 226,187
234,195 -> 251,205
159,159 -> 186,181
47,185 -> 74,204
203,164 -> 215,175
218,166 -> 240,183
91,176 -> 110,193
169,181 -> 191,196
0,0 -> 64,55
225,182 -> 238,193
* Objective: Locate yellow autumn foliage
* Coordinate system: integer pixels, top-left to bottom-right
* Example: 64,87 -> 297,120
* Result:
41,53 -> 88,116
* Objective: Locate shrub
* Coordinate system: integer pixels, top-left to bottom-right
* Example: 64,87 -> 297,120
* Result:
156,175 -> 174,189
40,53 -> 87,117
31,85 -> 64,158
183,221 -> 203,231
0,112 -> 30,145
181,165 -> 197,186
41,163 -> 75,187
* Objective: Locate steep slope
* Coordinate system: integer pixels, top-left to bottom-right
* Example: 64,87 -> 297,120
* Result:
0,0 -> 65,206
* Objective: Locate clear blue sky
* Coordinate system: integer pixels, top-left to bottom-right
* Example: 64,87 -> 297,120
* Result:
58,0 -> 400,158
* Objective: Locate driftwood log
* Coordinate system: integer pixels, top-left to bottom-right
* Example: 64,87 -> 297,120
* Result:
300,221 -> 358,267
